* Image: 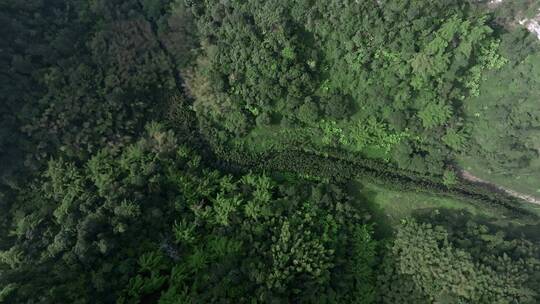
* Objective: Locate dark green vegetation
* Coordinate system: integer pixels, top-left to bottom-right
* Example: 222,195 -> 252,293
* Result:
2,125 -> 377,302
1,0 -> 539,303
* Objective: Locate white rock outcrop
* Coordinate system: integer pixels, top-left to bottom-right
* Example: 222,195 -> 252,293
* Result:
520,17 -> 540,40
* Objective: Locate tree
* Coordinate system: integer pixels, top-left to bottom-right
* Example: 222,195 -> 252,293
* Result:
377,219 -> 539,303
298,100 -> 320,123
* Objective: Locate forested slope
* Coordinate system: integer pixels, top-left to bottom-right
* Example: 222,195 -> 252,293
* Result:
189,0 -> 505,174
459,3 -> 540,199
1,0 -> 540,303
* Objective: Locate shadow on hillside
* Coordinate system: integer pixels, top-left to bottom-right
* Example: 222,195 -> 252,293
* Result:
345,180 -> 394,239
412,208 -> 540,243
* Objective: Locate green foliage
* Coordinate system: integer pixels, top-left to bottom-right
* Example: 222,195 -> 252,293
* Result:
0,283 -> 17,303
442,127 -> 468,151
347,118 -> 409,155
345,225 -> 378,303
461,29 -> 540,196
188,0 -> 506,178
116,157 -> 378,303
121,251 -> 170,301
418,103 -> 453,129
298,100 -> 320,123
281,46 -> 296,60
1,1 -> 539,304
0,125 -> 200,302
443,169 -> 458,187
173,219 -> 197,244
320,120 -> 347,146
266,204 -> 336,291
1,123 -> 382,303
0,0 -> 197,187
378,218 -> 539,303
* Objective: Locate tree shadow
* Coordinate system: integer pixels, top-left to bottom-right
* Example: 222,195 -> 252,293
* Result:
345,180 -> 394,239
412,207 -> 540,243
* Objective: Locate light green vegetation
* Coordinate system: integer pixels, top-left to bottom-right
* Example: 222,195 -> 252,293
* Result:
189,0 -> 540,206
358,182 -> 495,224
356,181 -> 540,228
460,156 -> 540,209
191,0 -> 507,174
460,29 -> 540,199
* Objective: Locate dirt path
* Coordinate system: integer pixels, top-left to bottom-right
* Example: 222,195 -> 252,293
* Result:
460,169 -> 540,205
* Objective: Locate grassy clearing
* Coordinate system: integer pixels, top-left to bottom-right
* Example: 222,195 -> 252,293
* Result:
459,156 -> 540,202
351,180 -> 540,235
355,181 -> 493,223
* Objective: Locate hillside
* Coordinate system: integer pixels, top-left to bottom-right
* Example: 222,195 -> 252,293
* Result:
1,1 -> 539,303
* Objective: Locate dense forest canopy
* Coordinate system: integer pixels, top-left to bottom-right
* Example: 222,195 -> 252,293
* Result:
1,0 -> 539,303
190,0 -> 505,172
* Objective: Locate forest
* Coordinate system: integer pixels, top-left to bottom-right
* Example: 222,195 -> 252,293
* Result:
1,0 -> 540,303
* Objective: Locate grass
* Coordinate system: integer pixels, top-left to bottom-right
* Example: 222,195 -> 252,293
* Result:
355,181 -> 497,224
234,124 -> 317,153
459,156 -> 540,202
456,31 -> 540,204
232,119 -> 394,162
349,180 -> 540,239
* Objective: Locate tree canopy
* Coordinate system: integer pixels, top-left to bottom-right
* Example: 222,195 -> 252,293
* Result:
1,0 -> 539,303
